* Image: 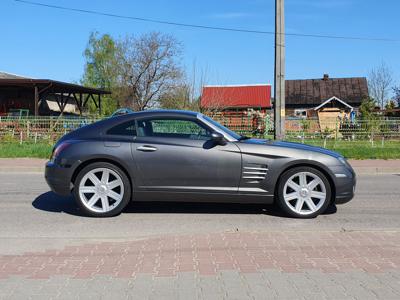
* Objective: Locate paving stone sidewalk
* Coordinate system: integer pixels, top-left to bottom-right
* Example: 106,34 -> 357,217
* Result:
2,158 -> 400,174
1,231 -> 400,299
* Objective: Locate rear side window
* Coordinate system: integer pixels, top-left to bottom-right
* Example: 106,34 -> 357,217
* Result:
107,120 -> 136,136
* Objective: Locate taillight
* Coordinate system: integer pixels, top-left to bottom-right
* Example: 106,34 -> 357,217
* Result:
50,142 -> 70,161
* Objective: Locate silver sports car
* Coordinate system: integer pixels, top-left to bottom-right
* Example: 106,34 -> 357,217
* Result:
45,110 -> 356,218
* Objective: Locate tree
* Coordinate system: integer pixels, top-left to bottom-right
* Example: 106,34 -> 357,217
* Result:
159,84 -> 191,110
359,97 -> 377,119
81,31 -> 184,114
115,32 -> 183,111
393,87 -> 400,107
385,100 -> 397,110
81,32 -> 119,115
368,62 -> 394,109
159,62 -> 212,112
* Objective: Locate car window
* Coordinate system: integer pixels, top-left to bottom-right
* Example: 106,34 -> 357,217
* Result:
137,118 -> 211,140
107,120 -> 136,136
202,115 -> 241,140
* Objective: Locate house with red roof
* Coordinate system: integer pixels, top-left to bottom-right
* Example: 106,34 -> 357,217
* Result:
200,84 -> 272,135
200,84 -> 272,113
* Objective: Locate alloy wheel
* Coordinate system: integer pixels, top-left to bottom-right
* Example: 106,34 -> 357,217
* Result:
78,167 -> 124,213
283,171 -> 327,216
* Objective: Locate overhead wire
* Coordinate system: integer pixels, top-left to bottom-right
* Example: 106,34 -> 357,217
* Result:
14,0 -> 400,42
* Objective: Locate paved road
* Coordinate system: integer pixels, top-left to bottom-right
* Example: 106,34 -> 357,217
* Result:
0,172 -> 399,255
0,172 -> 400,299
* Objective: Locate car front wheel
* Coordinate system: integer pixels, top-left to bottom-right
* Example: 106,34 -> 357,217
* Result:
73,162 -> 131,217
277,167 -> 331,218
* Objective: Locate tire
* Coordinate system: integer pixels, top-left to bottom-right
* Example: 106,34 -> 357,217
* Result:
73,162 -> 131,217
277,166 -> 331,218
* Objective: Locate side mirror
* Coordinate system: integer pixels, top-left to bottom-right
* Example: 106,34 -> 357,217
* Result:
211,132 -> 227,145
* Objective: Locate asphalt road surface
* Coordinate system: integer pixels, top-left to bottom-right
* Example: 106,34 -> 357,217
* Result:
0,172 -> 399,255
1,171 -> 400,299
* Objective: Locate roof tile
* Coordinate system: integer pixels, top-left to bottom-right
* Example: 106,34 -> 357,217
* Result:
201,85 -> 271,108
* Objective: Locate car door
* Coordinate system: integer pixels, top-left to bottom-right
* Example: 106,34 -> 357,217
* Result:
131,116 -> 242,193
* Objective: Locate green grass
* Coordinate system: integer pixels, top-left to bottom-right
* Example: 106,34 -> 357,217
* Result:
0,142 -> 53,159
286,139 -> 400,160
0,139 -> 399,160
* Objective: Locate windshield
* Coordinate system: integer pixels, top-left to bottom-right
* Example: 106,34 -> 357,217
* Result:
202,115 -> 242,140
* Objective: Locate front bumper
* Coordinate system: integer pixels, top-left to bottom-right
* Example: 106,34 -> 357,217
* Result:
45,161 -> 73,196
330,165 -> 356,205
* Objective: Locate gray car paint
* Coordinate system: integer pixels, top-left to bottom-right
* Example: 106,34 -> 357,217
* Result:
45,110 -> 356,205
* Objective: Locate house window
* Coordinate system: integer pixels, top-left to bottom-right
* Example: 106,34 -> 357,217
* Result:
294,109 -> 307,118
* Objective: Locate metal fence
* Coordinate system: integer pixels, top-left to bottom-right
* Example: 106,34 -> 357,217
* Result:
1,115 -> 400,144
0,116 -> 101,143
212,113 -> 400,140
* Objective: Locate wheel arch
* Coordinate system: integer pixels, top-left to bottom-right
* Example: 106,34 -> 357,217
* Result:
273,162 -> 336,203
71,158 -> 134,194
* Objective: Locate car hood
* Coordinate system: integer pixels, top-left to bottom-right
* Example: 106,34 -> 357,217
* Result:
240,138 -> 343,158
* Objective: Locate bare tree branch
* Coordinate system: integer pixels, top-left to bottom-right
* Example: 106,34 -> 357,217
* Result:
114,32 -> 183,111
368,62 -> 394,109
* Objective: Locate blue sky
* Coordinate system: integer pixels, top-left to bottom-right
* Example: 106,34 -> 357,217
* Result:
1,0 -> 399,88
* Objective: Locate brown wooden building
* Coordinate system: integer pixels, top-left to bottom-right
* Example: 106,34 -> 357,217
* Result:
285,74 -> 369,118
0,72 -> 110,116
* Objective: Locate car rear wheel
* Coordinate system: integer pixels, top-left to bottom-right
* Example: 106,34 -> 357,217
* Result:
73,162 -> 131,217
277,167 -> 331,218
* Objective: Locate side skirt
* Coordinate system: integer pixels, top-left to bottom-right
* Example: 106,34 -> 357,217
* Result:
133,191 -> 275,204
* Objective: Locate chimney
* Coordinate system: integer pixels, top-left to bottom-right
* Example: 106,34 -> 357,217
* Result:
323,74 -> 329,80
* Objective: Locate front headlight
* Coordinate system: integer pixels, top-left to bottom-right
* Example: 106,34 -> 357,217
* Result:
338,157 -> 347,165
338,156 -> 351,169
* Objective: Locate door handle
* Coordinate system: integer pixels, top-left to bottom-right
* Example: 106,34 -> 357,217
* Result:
137,145 -> 158,152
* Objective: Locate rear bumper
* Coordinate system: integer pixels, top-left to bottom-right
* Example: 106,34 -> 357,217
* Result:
45,161 -> 73,196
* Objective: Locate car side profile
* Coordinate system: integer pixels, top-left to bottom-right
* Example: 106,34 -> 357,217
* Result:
45,110 -> 356,218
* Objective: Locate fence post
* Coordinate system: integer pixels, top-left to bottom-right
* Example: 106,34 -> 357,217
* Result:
27,121 -> 30,140
335,119 -> 338,140
20,131 -> 23,145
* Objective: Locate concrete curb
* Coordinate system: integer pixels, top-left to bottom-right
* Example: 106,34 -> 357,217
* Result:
348,160 -> 400,175
352,168 -> 400,175
0,158 -> 400,175
0,158 -> 46,173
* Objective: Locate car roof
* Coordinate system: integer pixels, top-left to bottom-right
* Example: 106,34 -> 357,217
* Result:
56,110 -> 204,145
103,109 -> 202,127
131,109 -> 200,117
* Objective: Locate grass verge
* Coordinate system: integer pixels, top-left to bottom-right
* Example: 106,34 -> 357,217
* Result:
286,139 -> 400,159
0,142 -> 53,159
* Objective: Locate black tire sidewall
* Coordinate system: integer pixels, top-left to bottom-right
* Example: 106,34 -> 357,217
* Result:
73,162 -> 131,217
277,166 -> 332,218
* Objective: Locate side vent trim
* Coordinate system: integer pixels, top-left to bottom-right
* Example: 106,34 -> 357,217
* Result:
242,165 -> 268,183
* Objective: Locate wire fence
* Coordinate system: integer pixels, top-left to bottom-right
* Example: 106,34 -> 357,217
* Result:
212,113 -> 400,140
0,116 -> 101,144
1,115 -> 400,144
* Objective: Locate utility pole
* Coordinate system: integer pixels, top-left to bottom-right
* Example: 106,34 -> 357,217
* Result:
274,0 -> 285,139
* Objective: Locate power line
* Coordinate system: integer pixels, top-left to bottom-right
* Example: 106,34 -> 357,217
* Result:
14,0 -> 400,42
